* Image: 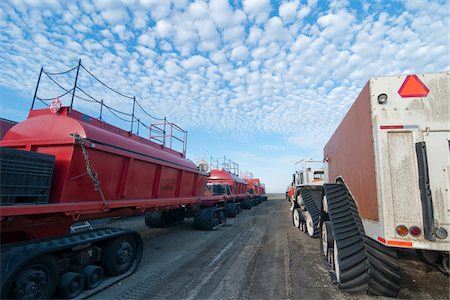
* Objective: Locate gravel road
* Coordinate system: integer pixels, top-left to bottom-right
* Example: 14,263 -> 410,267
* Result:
91,194 -> 449,300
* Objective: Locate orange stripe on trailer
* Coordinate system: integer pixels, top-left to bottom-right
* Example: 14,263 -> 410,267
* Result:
386,240 -> 413,247
377,237 -> 413,247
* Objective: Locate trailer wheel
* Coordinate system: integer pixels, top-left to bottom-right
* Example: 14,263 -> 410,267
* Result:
1,255 -> 59,299
226,203 -> 239,218
56,272 -> 85,299
82,265 -> 104,289
293,208 -> 301,228
102,235 -> 138,276
194,208 -> 214,230
145,212 -> 164,228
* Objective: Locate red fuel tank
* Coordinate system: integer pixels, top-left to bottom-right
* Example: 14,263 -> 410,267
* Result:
208,169 -> 247,195
1,107 -> 207,203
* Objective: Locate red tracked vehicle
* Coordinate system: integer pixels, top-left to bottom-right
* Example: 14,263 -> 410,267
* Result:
0,62 -> 234,299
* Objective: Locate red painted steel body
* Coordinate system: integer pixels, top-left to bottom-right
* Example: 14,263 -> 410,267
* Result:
244,178 -> 264,195
0,107 -> 227,241
207,169 -> 249,200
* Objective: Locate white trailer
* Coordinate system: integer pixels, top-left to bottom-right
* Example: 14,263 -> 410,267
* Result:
321,72 -> 449,297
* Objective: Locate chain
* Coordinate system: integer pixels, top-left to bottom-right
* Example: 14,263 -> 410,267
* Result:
72,133 -> 109,211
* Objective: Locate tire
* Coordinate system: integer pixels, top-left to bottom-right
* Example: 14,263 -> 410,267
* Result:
226,203 -> 239,218
293,208 -> 301,228
82,265 -> 104,289
194,207 -> 215,230
145,212 -> 164,228
1,255 -> 59,299
101,235 -> 138,276
241,199 -> 253,209
56,272 -> 85,299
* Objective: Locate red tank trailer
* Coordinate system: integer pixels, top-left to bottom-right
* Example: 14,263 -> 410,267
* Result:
244,178 -> 268,201
0,61 -> 262,299
207,168 -> 252,214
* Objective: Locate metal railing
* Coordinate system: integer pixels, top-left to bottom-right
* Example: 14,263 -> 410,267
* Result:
30,59 -> 187,156
210,156 -> 239,175
150,120 -> 187,157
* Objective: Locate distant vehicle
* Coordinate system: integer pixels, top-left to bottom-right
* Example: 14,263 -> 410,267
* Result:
319,72 -> 449,297
288,159 -> 324,237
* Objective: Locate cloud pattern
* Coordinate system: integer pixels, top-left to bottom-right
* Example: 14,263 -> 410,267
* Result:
0,0 -> 448,191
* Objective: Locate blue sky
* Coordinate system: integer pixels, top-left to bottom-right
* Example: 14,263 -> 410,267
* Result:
0,0 -> 448,192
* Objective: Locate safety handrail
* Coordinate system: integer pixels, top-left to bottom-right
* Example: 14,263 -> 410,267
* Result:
30,59 -> 187,156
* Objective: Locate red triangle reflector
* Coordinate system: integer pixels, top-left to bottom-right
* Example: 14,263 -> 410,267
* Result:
398,75 -> 429,98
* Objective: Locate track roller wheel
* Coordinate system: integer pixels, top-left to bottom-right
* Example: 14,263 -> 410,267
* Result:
101,235 -> 138,276
292,208 -> 301,229
82,265 -> 104,289
1,255 -> 59,299
322,195 -> 328,213
297,193 -> 305,210
303,210 -> 319,237
321,221 -> 333,258
56,272 -> 85,299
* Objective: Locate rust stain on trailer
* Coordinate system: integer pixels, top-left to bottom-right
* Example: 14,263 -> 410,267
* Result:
324,83 -> 378,221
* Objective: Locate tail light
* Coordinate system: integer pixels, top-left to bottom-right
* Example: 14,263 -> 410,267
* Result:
409,226 -> 422,237
396,225 -> 408,236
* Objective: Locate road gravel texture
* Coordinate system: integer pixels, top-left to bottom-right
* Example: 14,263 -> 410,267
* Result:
91,194 -> 449,300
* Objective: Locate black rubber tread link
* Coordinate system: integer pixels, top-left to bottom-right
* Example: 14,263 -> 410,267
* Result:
323,183 -> 401,297
298,188 -> 321,237
322,184 -> 369,292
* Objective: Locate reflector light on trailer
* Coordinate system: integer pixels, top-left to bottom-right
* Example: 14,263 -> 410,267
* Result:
377,236 -> 413,247
398,75 -> 429,98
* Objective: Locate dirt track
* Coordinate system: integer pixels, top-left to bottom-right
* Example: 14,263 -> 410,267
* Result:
91,194 -> 449,300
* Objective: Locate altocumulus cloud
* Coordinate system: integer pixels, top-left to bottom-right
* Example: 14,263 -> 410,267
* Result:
0,0 -> 448,151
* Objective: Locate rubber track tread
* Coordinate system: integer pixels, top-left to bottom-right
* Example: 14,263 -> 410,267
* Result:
323,184 -> 368,292
298,187 -> 322,237
323,183 -> 401,297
